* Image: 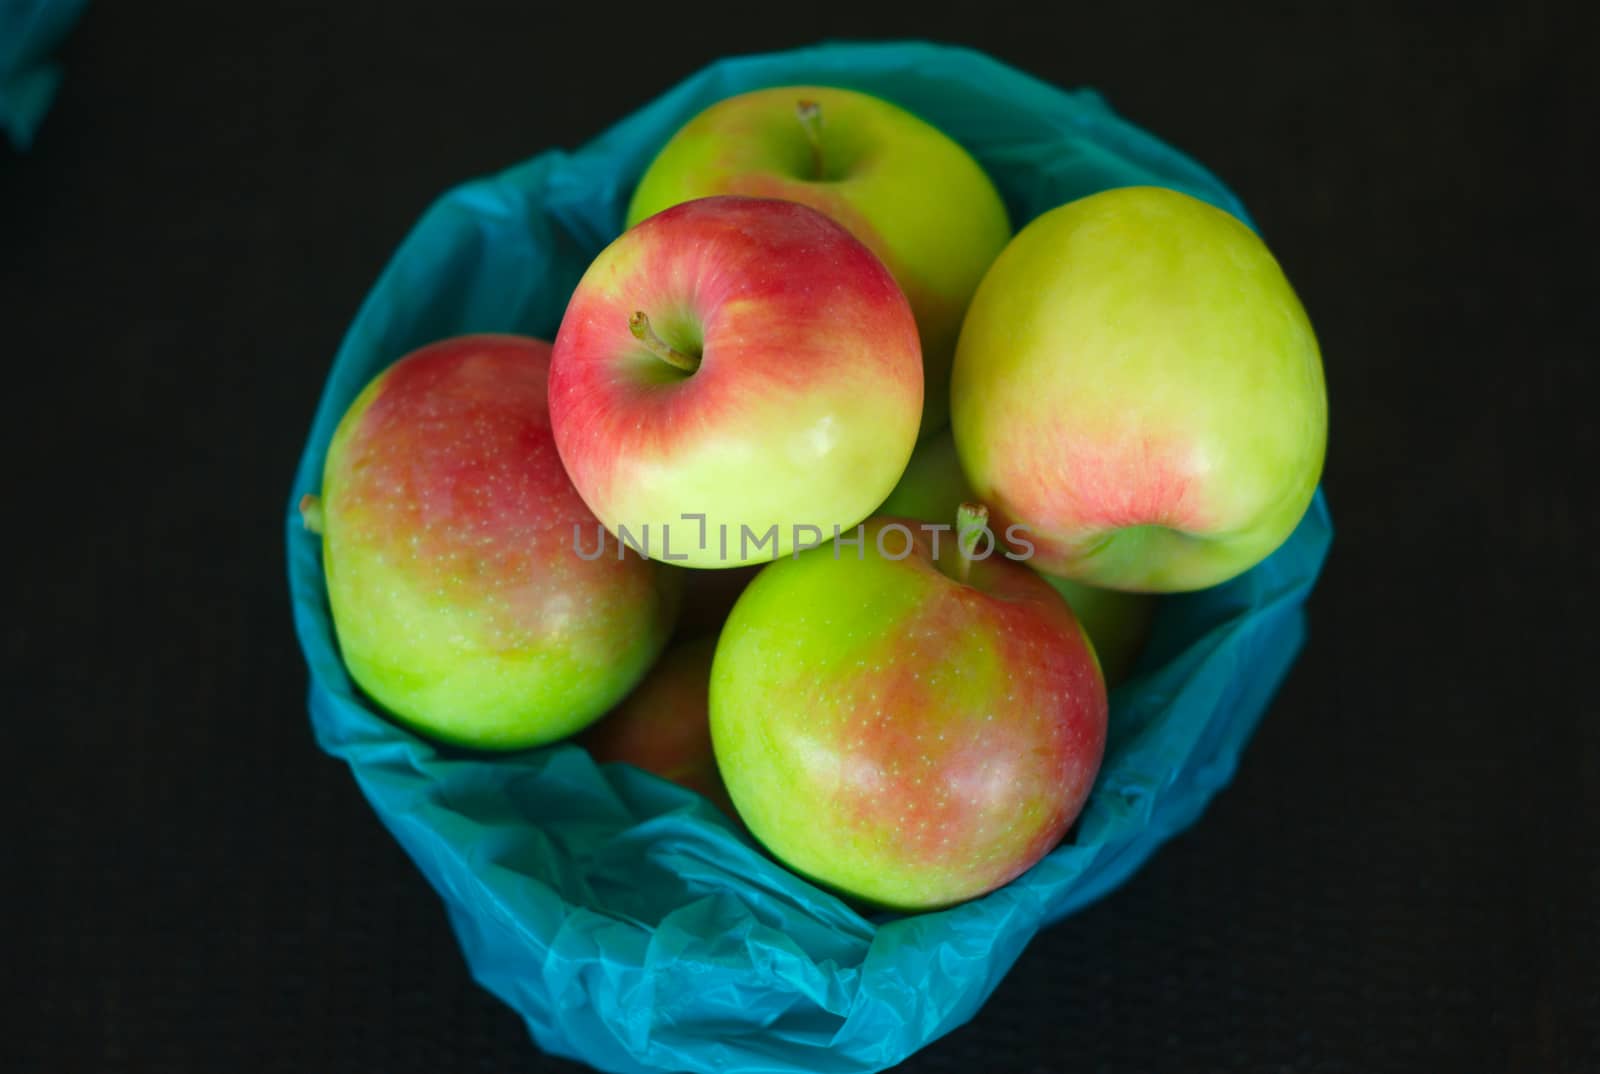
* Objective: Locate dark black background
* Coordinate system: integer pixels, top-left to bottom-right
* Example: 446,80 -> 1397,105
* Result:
6,2 -> 1596,1071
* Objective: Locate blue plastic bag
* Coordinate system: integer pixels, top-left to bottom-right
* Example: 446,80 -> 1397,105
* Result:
287,41 -> 1333,1074
0,0 -> 87,148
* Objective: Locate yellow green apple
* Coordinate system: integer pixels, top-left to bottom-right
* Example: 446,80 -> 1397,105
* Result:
627,85 -> 1010,438
951,186 -> 1327,592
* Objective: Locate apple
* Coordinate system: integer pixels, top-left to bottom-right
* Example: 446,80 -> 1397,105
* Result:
550,195 -> 922,568
879,430 -> 1155,684
709,509 -> 1107,911
627,85 -> 1011,438
581,638 -> 734,817
304,334 -> 679,749
950,186 -> 1327,592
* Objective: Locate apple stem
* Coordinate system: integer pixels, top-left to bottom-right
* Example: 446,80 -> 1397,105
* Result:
955,502 -> 988,585
796,99 -> 823,179
299,493 -> 324,535
629,311 -> 700,374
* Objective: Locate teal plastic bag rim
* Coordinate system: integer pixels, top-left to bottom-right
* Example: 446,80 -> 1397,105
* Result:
285,40 -> 1333,1074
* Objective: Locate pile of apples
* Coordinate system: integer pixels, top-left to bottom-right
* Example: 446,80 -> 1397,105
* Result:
302,87 -> 1327,912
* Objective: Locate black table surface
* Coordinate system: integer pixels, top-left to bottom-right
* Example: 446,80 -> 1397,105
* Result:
6,3 -> 1595,1072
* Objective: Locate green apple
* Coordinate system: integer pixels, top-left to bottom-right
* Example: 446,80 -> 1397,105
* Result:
951,186 -> 1327,592
627,85 -> 1011,438
710,511 -> 1107,911
879,430 -> 1155,684
550,196 -> 922,567
306,335 -> 679,749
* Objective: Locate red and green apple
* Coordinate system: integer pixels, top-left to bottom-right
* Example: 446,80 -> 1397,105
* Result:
550,195 -> 922,568
305,334 -> 679,749
581,637 -> 734,817
627,85 -> 1011,438
710,510 -> 1107,911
